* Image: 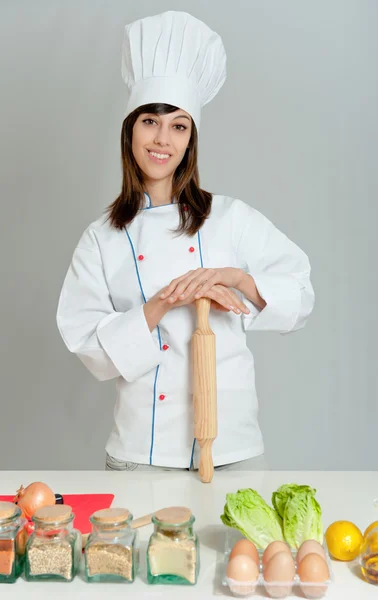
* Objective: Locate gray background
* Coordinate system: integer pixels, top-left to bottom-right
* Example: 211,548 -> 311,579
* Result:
1,0 -> 377,470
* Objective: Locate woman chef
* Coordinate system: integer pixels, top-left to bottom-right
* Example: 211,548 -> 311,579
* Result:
56,11 -> 315,472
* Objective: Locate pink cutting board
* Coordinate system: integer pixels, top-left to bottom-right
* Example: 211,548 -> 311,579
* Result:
0,494 -> 114,534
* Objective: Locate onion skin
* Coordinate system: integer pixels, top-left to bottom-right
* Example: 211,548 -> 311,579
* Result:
14,482 -> 55,519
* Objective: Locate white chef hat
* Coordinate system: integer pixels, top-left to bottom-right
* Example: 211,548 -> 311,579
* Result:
121,11 -> 226,130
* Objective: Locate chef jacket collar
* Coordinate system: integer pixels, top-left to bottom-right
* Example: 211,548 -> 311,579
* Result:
141,192 -> 177,210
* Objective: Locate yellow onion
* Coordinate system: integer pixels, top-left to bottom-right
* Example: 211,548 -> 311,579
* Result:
14,482 -> 55,519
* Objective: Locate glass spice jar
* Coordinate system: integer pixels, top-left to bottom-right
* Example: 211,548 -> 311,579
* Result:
359,526 -> 378,585
25,504 -> 81,582
147,506 -> 199,585
84,507 -> 139,582
0,501 -> 27,583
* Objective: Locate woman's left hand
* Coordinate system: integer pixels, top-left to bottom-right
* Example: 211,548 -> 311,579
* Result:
159,267 -> 245,303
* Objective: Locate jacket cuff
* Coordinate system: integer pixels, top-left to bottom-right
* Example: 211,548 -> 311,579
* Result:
97,305 -> 163,382
242,272 -> 302,333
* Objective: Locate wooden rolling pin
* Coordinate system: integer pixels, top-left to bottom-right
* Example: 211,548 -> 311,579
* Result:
191,297 -> 218,483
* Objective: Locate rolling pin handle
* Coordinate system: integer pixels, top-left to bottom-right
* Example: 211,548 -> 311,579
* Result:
197,438 -> 214,483
196,297 -> 211,330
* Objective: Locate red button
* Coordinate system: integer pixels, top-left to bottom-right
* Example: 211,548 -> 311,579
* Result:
162,344 -> 169,351
189,247 -> 195,253
138,254 -> 144,261
159,394 -> 166,401
183,205 -> 188,211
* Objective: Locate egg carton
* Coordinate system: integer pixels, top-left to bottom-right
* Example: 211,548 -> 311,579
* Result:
222,527 -> 334,599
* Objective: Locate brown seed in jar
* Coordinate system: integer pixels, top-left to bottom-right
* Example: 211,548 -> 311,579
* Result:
86,543 -> 133,580
28,544 -> 73,580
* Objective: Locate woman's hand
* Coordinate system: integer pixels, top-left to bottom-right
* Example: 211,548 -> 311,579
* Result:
144,281 -> 247,333
158,277 -> 250,315
200,284 -> 250,315
159,267 -> 245,303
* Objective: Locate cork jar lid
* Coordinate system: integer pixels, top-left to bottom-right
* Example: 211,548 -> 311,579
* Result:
92,508 -> 131,524
33,505 -> 72,523
0,501 -> 19,520
154,507 -> 192,525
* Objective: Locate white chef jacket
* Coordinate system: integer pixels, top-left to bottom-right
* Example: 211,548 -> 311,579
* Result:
56,194 -> 315,468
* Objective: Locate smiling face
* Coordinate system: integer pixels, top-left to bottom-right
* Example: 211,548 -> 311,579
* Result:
131,109 -> 192,185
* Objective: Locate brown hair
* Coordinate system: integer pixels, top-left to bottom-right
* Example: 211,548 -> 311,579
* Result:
105,103 -> 212,236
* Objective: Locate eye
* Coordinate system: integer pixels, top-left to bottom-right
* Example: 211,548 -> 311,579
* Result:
141,119 -> 187,131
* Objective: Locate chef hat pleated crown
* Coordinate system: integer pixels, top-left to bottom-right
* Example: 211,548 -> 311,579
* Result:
121,11 -> 226,130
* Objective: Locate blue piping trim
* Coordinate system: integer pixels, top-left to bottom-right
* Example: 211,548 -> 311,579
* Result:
189,230 -> 204,469
144,192 -> 152,208
124,226 -> 162,465
197,230 -> 204,268
142,203 -> 174,210
141,192 -> 176,210
189,439 -> 196,470
125,229 -> 147,304
150,366 -> 160,463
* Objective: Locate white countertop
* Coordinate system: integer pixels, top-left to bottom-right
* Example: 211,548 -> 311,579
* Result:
1,470 -> 377,599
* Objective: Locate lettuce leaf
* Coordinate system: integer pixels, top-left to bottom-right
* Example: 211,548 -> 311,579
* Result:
272,483 -> 317,518
220,488 -> 284,549
271,484 -> 323,548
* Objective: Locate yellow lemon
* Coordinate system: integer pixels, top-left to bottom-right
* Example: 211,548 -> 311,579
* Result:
325,521 -> 363,561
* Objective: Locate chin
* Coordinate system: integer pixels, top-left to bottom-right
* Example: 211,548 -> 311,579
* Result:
142,164 -> 176,180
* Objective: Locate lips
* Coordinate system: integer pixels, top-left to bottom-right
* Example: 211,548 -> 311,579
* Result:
147,150 -> 171,165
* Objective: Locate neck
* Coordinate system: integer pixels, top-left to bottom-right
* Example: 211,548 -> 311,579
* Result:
144,178 -> 174,206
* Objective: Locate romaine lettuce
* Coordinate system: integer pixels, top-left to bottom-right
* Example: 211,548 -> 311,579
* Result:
220,488 -> 284,549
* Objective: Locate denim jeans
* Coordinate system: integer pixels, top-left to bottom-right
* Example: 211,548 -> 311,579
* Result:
105,453 -> 269,471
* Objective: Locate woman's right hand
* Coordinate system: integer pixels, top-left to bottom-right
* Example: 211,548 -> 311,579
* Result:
159,282 -> 250,315
144,283 -> 250,332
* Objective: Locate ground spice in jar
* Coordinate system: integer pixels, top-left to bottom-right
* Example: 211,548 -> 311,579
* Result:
0,501 -> 25,580
85,507 -> 137,582
0,539 -> 15,576
147,507 -> 198,585
148,531 -> 197,583
86,543 -> 132,579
